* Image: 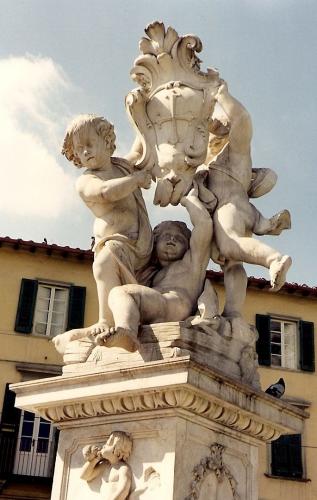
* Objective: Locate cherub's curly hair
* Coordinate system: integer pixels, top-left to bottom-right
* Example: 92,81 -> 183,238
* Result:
153,221 -> 191,246
108,431 -> 132,462
61,114 -> 116,168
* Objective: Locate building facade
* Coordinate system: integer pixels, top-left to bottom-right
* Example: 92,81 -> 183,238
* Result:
0,236 -> 316,499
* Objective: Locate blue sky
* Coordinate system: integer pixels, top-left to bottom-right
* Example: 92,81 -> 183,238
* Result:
0,0 -> 316,285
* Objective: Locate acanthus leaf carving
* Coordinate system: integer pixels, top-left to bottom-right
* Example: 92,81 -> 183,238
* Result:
35,387 -> 281,443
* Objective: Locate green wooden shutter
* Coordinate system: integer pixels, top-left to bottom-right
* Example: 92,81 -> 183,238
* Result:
0,384 -> 21,479
299,321 -> 315,372
256,314 -> 271,366
15,279 -> 38,333
66,286 -> 86,330
271,434 -> 303,478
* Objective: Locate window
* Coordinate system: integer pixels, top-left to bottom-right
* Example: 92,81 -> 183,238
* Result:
13,410 -> 57,477
256,314 -> 315,372
15,278 -> 86,336
33,284 -> 69,337
1,382 -> 59,480
0,384 -> 21,479
271,434 -> 303,479
270,319 -> 297,369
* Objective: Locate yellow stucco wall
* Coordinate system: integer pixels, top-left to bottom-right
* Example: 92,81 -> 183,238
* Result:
0,246 -> 97,404
243,288 -> 316,500
0,244 -> 316,499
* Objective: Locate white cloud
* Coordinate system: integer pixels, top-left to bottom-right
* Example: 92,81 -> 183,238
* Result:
0,55 -> 76,218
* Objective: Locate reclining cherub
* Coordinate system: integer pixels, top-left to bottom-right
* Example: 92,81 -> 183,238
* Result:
204,81 -> 292,317
54,176 -> 218,353
94,176 -> 218,349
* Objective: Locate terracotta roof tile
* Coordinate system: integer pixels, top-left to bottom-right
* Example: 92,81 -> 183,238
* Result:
1,236 -> 316,297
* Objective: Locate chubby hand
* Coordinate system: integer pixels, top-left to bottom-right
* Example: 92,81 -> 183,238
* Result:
134,169 -> 152,189
83,444 -> 100,461
180,170 -> 208,205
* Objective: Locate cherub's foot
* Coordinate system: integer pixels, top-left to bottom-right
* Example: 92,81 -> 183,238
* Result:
269,255 -> 292,292
52,323 -> 110,354
52,329 -> 88,354
89,321 -> 110,336
267,210 -> 291,235
95,327 -> 140,353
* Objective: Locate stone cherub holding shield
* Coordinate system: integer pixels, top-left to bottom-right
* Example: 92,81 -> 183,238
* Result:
126,21 -> 292,319
54,21 -> 291,361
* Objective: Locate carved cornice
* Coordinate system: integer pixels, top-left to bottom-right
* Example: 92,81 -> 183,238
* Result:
37,386 -> 281,442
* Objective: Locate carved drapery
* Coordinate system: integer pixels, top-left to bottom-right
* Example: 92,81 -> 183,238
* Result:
185,443 -> 240,500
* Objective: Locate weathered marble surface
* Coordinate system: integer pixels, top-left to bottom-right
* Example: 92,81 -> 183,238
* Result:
126,21 -> 220,206
12,358 -> 308,500
80,431 -> 133,500
61,319 -> 260,389
10,18 -> 302,500
53,21 -> 292,365
59,114 -> 153,351
127,20 -> 292,317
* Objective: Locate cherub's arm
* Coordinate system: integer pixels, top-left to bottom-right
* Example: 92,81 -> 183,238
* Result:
125,136 -> 143,165
108,464 -> 132,500
76,169 -> 151,203
215,81 -> 252,155
80,445 -> 106,482
80,457 -> 101,482
181,174 -> 213,269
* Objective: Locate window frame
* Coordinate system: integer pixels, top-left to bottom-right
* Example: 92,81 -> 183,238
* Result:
270,317 -> 299,370
32,282 -> 70,338
267,433 -> 306,481
15,279 -> 86,335
256,314 -> 315,372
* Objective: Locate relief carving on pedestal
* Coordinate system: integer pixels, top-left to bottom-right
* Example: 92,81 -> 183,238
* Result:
80,431 -> 133,500
185,443 -> 240,500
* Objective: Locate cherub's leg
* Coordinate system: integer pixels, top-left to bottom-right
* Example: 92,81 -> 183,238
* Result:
251,204 -> 291,236
109,284 -> 168,328
248,168 -> 277,198
95,285 -> 168,352
53,328 -> 91,354
221,261 -> 247,318
92,244 -> 132,331
215,204 -> 291,291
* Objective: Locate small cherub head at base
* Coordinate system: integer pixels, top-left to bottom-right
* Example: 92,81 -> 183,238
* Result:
100,431 -> 133,463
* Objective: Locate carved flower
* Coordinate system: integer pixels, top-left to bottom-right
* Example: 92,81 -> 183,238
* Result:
139,21 -> 179,56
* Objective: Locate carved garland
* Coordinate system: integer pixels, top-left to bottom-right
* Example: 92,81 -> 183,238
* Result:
185,444 -> 240,500
37,388 -> 281,442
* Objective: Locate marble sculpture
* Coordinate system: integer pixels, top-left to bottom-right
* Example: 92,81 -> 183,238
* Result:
53,21 -> 291,387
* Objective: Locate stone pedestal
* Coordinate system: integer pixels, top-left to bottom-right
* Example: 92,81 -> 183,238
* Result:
12,354 -> 307,500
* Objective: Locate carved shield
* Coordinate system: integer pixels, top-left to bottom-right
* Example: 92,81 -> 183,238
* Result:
126,21 -> 220,206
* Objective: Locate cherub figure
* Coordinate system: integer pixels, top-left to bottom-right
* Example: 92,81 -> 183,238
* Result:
94,176 -> 219,349
80,431 -> 132,500
53,115 -> 153,353
205,81 -> 292,317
